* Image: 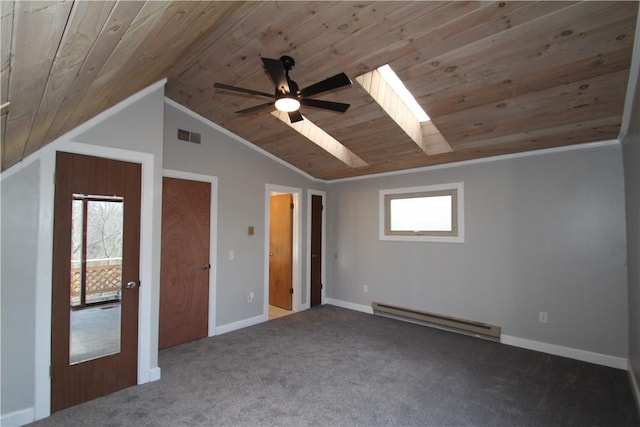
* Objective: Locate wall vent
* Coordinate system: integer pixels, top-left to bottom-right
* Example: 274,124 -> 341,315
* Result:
177,129 -> 201,144
372,301 -> 501,341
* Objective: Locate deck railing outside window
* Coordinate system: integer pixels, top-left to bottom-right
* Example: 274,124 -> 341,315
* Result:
70,257 -> 122,306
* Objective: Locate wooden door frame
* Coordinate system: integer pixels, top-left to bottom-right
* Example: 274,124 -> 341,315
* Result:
264,184 -> 302,317
162,169 -> 218,337
306,190 -> 326,309
33,141 -> 156,420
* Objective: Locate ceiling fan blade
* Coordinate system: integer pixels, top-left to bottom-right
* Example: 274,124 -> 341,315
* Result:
214,82 -> 273,99
299,73 -> 352,98
288,110 -> 304,123
236,102 -> 275,114
300,98 -> 350,112
261,57 -> 290,94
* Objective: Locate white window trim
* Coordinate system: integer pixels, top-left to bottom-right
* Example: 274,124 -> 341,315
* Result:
379,182 -> 464,243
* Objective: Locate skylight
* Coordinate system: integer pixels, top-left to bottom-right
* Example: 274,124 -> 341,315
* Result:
271,111 -> 368,169
377,64 -> 430,122
355,64 -> 452,156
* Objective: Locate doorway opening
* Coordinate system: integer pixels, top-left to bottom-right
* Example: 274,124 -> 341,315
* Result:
308,190 -> 326,307
269,304 -> 292,320
265,185 -> 302,320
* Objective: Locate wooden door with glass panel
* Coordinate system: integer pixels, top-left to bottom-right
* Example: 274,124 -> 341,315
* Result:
51,152 -> 141,412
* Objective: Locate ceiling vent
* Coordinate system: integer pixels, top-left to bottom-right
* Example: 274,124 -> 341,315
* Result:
177,129 -> 201,144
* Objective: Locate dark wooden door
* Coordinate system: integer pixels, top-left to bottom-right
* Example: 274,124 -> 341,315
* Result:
51,152 -> 141,412
269,194 -> 293,310
310,194 -> 323,307
159,177 -> 211,349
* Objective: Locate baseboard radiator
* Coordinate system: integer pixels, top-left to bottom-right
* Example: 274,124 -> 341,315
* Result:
372,302 -> 501,342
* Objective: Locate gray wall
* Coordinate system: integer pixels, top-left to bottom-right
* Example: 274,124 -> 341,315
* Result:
326,144 -> 629,357
1,160 -> 40,415
622,75 -> 640,394
163,102 -> 325,326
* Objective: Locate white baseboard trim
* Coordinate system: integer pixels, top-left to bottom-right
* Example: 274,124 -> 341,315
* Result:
324,300 -> 627,370
216,314 -> 265,335
628,361 -> 640,415
1,407 -> 34,427
148,367 -> 161,382
501,335 -> 627,369
326,298 -> 373,314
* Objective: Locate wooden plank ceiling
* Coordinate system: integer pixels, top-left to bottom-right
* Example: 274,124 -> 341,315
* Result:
1,1 -> 637,180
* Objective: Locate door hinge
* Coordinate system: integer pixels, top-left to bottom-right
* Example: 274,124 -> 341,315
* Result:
321,283 -> 323,289
289,288 -> 294,295
290,202 -> 294,210
50,365 -> 53,378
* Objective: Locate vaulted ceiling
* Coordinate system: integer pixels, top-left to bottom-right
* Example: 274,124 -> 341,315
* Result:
1,1 -> 637,180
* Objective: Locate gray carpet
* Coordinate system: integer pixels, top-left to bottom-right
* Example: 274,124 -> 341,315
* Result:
31,305 -> 639,426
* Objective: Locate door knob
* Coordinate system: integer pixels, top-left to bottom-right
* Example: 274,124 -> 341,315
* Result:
125,281 -> 138,289
201,264 -> 211,270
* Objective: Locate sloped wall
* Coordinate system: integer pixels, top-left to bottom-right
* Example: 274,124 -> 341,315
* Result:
1,160 -> 40,419
622,67 -> 640,405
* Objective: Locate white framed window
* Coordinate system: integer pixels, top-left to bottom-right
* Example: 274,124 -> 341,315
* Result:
379,182 -> 464,243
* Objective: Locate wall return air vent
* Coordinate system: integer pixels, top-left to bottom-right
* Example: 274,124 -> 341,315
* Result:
177,129 -> 201,144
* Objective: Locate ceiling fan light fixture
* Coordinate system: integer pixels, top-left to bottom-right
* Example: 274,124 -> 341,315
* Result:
275,97 -> 300,112
216,56 -> 351,117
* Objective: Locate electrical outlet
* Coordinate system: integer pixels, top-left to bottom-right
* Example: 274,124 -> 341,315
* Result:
246,291 -> 254,303
363,285 -> 369,293
539,311 -> 548,323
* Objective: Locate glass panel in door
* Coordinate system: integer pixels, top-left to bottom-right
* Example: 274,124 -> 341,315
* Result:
69,194 -> 124,365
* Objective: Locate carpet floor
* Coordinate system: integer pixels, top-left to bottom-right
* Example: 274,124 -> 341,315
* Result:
30,305 -> 639,426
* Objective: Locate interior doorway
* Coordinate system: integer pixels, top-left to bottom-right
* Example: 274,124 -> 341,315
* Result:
269,193 -> 293,311
309,191 -> 326,307
51,152 -> 141,412
265,185 -> 302,319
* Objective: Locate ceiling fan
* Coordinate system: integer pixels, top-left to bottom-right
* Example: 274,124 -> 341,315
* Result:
214,55 -> 352,123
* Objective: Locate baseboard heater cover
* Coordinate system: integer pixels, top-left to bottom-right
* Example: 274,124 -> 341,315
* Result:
372,301 -> 501,342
